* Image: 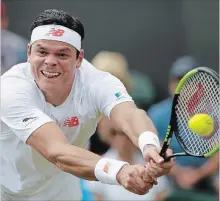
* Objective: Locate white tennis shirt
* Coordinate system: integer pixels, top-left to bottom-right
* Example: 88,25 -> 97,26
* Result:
1,59 -> 133,200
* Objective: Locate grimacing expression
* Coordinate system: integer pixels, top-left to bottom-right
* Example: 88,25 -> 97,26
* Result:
28,40 -> 83,91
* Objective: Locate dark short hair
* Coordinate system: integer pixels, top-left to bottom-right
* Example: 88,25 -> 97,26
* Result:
30,9 -> 84,57
30,9 -> 84,40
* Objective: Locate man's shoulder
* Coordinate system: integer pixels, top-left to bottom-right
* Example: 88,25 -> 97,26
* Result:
80,59 -> 112,78
2,62 -> 32,80
1,62 -> 37,94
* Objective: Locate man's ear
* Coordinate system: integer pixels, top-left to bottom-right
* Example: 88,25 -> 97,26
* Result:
76,49 -> 84,68
27,43 -> 31,62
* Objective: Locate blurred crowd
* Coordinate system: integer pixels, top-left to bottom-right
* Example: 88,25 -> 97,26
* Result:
1,1 -> 219,201
1,1 -> 27,75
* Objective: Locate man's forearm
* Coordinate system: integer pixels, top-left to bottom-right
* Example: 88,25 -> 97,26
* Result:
49,143 -> 101,180
125,108 -> 158,146
111,104 -> 158,147
49,143 -> 129,185
27,122 -> 128,184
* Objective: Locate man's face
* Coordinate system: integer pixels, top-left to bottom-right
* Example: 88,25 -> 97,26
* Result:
28,40 -> 83,92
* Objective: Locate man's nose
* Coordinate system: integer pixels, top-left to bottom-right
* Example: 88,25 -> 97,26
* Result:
44,54 -> 58,66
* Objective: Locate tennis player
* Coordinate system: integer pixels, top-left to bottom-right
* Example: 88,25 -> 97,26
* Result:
1,9 -> 174,200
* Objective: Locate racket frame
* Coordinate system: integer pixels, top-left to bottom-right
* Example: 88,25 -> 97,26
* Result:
160,67 -> 219,160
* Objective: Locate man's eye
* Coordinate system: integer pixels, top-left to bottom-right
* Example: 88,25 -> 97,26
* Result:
58,53 -> 68,58
38,50 -> 47,55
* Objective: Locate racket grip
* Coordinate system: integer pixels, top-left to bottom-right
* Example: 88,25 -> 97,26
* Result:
163,156 -> 171,162
160,143 -> 171,162
159,144 -> 169,157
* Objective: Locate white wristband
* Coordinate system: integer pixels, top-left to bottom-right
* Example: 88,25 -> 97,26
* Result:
94,158 -> 129,185
138,131 -> 160,155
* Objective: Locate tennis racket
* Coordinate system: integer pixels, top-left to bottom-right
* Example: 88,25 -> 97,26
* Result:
160,67 -> 219,161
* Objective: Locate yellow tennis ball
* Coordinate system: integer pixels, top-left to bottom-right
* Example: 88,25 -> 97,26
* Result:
188,114 -> 214,136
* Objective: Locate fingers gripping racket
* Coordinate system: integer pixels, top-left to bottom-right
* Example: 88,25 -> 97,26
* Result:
160,67 -> 219,161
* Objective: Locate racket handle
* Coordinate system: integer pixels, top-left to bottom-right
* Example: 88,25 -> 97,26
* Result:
163,156 -> 172,162
160,143 -> 172,162
159,143 -> 169,158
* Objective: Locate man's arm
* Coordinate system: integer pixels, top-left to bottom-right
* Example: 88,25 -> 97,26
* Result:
26,121 -> 156,195
109,101 -> 174,177
27,122 -> 101,181
90,74 -> 163,163
109,101 -> 157,146
1,78 -> 156,195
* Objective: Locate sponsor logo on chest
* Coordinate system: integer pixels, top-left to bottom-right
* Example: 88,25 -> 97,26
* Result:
63,116 -> 79,127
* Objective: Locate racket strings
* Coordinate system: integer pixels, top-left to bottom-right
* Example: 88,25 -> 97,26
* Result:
180,77 -> 219,154
175,72 -> 219,156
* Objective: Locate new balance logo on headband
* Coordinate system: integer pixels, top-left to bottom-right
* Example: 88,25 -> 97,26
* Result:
31,25 -> 81,50
46,28 -> 65,37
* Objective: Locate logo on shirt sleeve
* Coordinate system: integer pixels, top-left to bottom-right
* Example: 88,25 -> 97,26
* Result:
115,92 -> 122,98
114,92 -> 127,100
22,116 -> 39,127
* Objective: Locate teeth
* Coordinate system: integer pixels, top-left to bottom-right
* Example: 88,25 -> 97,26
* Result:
42,71 -> 60,78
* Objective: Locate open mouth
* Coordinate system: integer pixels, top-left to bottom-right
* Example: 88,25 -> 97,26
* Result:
41,70 -> 61,78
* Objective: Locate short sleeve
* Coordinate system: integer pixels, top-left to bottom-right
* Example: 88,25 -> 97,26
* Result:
90,74 -> 133,118
1,80 -> 54,143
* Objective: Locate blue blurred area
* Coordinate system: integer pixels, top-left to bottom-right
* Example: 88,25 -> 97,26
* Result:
80,179 -> 94,201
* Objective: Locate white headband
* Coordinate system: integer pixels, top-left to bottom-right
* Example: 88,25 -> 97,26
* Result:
30,25 -> 81,51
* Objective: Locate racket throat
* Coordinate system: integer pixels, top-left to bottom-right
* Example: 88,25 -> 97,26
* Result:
164,152 -> 189,161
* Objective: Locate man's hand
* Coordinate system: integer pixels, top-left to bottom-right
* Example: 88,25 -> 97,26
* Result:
143,145 -> 174,177
116,164 -> 157,195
